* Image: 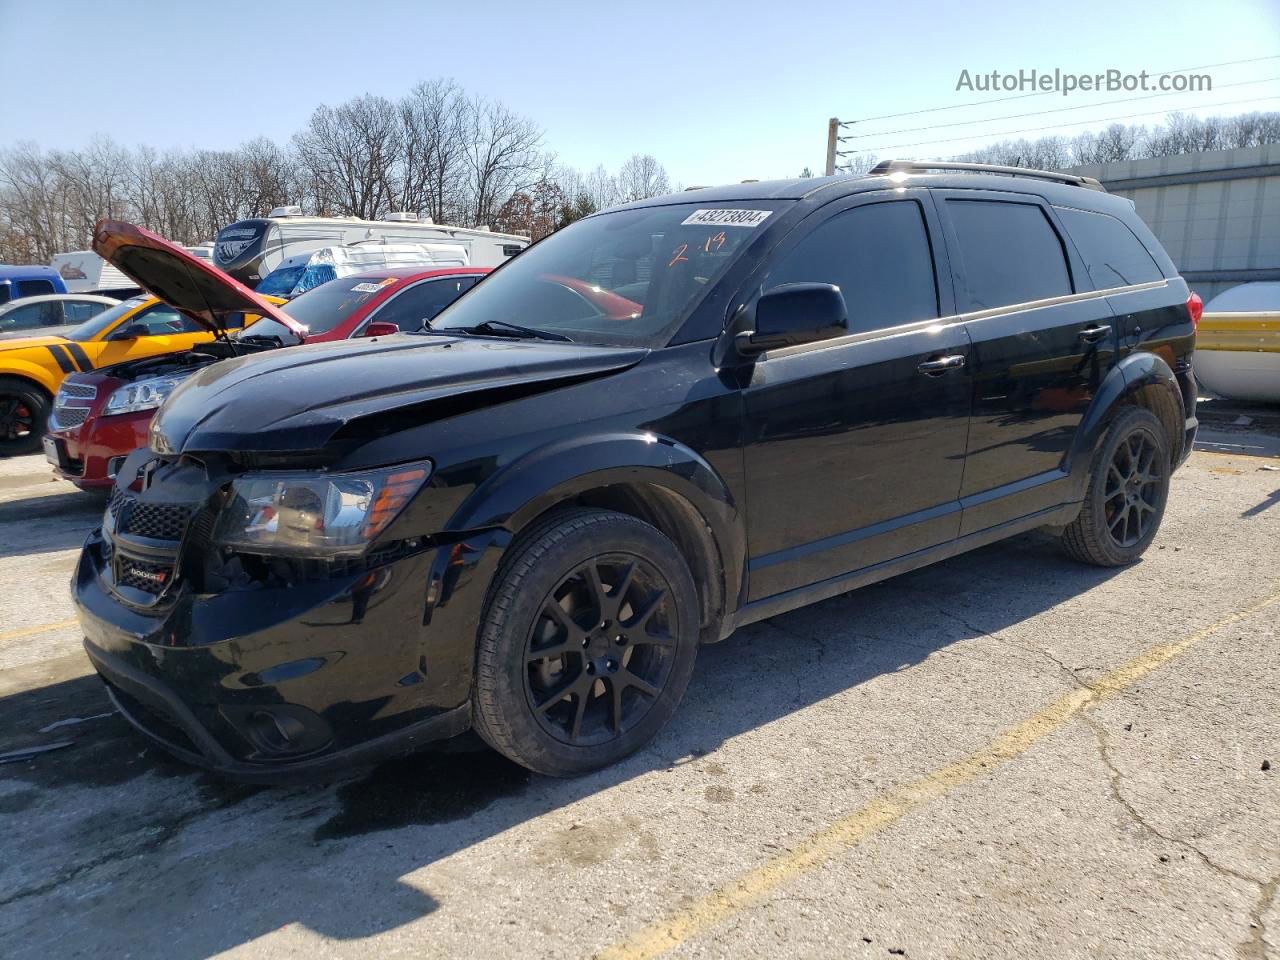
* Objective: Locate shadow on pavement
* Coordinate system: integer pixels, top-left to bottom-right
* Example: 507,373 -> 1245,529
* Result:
0,531 -> 1123,956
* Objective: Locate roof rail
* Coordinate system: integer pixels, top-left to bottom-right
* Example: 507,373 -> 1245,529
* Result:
869,159 -> 1106,192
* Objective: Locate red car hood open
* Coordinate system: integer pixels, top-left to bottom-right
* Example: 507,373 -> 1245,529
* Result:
92,220 -> 305,338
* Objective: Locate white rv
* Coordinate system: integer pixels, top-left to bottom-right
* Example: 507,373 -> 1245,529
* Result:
212,207 -> 528,286
255,242 -> 471,298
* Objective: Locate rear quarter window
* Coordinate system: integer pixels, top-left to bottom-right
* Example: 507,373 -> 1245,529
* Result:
1054,206 -> 1163,288
945,199 -> 1072,310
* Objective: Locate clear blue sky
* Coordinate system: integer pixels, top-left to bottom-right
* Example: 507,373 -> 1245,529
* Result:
3,0 -> 1278,184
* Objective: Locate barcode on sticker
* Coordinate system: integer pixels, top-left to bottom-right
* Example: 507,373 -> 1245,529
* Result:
680,209 -> 772,228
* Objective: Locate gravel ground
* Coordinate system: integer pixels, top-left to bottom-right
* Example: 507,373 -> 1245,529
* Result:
0,431 -> 1277,960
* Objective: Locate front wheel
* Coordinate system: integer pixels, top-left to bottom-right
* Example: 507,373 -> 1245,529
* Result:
473,508 -> 700,776
1061,406 -> 1171,567
0,377 -> 50,457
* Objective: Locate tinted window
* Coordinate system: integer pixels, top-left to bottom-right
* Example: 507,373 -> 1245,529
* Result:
0,301 -> 60,331
16,279 -> 56,298
1055,207 -> 1162,288
112,303 -> 203,337
63,301 -> 107,325
375,276 -> 480,331
946,200 -> 1072,309
765,200 -> 938,333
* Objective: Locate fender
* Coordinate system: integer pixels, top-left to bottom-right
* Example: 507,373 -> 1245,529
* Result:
1065,350 -> 1183,499
446,430 -> 747,616
0,354 -> 60,397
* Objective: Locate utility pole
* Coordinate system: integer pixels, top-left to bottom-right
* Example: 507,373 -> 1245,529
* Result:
825,118 -> 840,176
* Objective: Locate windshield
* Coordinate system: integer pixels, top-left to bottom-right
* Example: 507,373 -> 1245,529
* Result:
62,296 -> 150,341
430,202 -> 781,347
239,275 -> 394,341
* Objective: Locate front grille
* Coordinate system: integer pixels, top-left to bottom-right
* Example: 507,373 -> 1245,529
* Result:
121,502 -> 195,541
52,382 -> 96,431
116,555 -> 175,595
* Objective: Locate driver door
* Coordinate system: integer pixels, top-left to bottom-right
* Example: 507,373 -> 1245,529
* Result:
740,192 -> 972,600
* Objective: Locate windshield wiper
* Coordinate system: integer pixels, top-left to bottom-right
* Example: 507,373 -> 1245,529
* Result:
456,319 -> 573,342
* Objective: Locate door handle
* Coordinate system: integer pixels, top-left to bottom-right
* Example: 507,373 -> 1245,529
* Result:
917,354 -> 966,375
1078,324 -> 1112,343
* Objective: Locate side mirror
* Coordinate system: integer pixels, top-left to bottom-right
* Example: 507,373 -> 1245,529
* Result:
111,323 -> 150,340
362,321 -> 399,338
734,283 -> 848,358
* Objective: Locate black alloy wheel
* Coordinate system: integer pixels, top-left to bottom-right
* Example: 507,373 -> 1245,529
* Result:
1061,406 -> 1171,567
1102,430 -> 1165,548
473,508 -> 700,776
524,554 -> 676,746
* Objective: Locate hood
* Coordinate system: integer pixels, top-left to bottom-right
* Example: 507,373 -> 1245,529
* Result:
92,220 -> 305,338
0,334 -> 78,351
149,334 -> 649,454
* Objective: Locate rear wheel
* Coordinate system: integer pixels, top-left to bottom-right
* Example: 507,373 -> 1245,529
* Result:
473,508 -> 700,776
1061,407 -> 1170,566
0,377 -> 50,457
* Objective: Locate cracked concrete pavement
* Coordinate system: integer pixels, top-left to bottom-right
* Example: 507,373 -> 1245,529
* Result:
0,432 -> 1277,959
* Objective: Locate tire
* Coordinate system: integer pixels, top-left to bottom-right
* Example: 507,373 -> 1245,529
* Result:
473,508 -> 700,777
1061,406 -> 1171,567
0,377 -> 51,457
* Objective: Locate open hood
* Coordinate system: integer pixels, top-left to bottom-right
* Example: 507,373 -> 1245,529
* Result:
92,221 -> 305,338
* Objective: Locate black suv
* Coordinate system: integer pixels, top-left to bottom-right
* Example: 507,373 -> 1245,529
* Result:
73,160 -> 1199,779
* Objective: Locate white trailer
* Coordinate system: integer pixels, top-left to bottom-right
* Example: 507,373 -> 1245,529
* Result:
50,250 -> 135,294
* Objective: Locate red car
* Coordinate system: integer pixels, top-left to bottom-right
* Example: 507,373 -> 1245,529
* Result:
46,228 -> 490,491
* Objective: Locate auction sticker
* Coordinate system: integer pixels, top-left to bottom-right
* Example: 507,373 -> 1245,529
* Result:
351,282 -> 382,293
680,209 -> 772,228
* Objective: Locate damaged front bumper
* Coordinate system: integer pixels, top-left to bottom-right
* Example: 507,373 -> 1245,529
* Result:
73,528 -> 483,782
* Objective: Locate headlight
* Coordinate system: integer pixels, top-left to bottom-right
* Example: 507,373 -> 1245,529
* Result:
214,461 -> 431,557
103,375 -> 190,416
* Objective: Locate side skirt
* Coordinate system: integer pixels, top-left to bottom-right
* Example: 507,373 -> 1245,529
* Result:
724,501 -> 1081,637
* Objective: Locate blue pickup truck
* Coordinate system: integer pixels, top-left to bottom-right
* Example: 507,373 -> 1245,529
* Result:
0,264 -> 67,305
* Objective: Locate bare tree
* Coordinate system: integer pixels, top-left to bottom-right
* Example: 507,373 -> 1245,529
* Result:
464,96 -> 544,227
293,95 -> 403,219
616,154 -> 671,202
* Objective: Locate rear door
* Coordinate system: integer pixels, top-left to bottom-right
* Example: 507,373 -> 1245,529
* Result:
740,191 -> 972,601
935,190 -> 1114,534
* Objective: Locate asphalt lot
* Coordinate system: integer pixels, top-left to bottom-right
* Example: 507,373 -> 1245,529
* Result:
0,421 -> 1277,960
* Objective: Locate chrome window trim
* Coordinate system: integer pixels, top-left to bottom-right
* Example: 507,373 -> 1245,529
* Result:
761,278 -> 1169,360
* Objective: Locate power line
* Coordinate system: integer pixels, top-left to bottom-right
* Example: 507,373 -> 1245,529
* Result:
840,54 -> 1280,126
838,75 -> 1280,140
838,94 -> 1280,157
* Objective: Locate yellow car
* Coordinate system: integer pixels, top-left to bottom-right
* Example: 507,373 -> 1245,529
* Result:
0,293 -> 248,456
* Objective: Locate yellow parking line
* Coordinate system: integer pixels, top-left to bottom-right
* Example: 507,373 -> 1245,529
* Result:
598,587 -> 1280,960
0,618 -> 78,643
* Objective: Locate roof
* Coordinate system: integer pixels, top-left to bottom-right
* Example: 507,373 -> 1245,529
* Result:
0,264 -> 62,279
0,293 -> 118,312
613,169 -> 1132,216
348,265 -> 492,282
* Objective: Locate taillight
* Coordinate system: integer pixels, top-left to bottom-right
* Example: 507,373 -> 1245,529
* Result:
1187,291 -> 1203,332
